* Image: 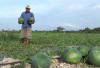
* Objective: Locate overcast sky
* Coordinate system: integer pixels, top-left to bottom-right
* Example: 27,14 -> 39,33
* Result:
0,0 -> 100,30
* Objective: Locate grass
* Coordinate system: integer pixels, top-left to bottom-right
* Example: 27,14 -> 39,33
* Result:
0,31 -> 100,65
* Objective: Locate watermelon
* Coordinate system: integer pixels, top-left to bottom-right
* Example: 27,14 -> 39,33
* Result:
78,45 -> 89,57
0,54 -> 4,61
18,17 -> 24,24
27,17 -> 34,24
87,46 -> 100,67
90,46 -> 100,52
66,46 -> 79,49
31,53 -> 51,68
62,47 -> 82,64
62,46 -> 72,59
40,47 -> 59,56
62,46 -> 79,59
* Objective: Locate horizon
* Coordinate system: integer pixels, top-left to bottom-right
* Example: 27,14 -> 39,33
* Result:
0,0 -> 100,30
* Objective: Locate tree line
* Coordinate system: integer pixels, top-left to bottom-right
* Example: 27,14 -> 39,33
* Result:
1,26 -> 100,33
55,26 -> 100,33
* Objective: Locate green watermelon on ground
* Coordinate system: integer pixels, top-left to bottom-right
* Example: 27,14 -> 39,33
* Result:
78,45 -> 89,57
62,47 -> 82,64
31,53 -> 51,68
90,46 -> 100,52
87,46 -> 100,67
40,47 -> 59,56
0,54 -> 4,61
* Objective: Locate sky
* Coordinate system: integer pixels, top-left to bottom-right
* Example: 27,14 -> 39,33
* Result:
0,0 -> 100,31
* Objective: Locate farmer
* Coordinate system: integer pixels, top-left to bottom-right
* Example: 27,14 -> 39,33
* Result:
19,5 -> 35,45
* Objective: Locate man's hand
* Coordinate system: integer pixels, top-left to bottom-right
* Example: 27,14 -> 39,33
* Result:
29,22 -> 34,24
18,21 -> 23,24
18,21 -> 21,24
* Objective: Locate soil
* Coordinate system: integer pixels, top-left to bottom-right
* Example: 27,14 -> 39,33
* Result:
0,57 -> 99,68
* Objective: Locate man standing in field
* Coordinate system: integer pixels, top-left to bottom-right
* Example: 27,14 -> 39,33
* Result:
18,5 -> 35,45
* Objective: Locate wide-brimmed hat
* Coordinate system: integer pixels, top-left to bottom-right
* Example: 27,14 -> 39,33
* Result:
26,5 -> 30,9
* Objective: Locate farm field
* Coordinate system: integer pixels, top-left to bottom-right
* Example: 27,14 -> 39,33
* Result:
0,31 -> 100,68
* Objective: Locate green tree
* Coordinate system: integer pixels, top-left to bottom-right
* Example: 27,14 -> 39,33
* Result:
92,27 -> 100,33
83,27 -> 91,33
57,26 -> 65,32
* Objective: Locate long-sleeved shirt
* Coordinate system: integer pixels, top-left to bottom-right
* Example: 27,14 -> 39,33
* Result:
21,12 -> 35,27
